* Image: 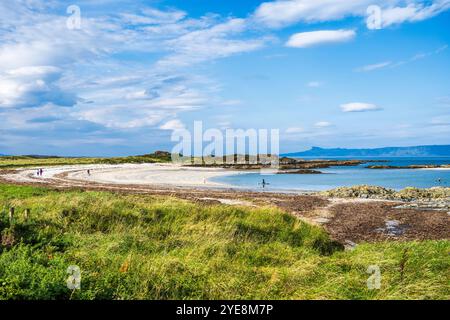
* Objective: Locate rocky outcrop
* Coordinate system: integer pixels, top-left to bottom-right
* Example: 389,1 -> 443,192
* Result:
276,169 -> 323,174
186,157 -> 370,170
321,185 -> 395,199
367,164 -> 450,169
321,186 -> 450,211
321,185 -> 450,200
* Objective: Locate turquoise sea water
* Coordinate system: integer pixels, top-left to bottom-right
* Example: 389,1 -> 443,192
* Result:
211,157 -> 450,191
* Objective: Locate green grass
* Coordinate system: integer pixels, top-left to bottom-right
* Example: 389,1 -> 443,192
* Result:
0,184 -> 448,300
0,153 -> 171,169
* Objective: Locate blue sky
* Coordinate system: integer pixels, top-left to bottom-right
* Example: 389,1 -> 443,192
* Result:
0,0 -> 449,156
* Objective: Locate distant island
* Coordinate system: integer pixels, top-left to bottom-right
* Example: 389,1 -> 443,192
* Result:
283,145 -> 450,158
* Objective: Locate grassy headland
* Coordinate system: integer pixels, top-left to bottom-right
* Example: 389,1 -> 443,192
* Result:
0,184 -> 448,300
0,152 -> 172,169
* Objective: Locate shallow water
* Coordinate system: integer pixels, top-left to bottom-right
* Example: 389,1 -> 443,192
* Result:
211,157 -> 450,191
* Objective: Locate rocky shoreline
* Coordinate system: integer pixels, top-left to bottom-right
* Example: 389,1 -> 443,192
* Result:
321,185 -> 450,211
185,157 -> 378,170
276,169 -> 323,174
367,164 -> 450,169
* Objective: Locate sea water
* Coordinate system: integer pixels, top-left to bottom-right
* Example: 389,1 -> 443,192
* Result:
211,157 -> 450,191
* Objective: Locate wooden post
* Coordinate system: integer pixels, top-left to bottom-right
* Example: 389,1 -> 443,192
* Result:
9,207 -> 14,224
24,209 -> 30,221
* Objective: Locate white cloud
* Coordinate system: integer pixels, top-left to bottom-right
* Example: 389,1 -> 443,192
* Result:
0,41 -> 66,70
253,0 -> 450,28
393,45 -> 448,67
355,61 -> 392,72
307,81 -> 322,88
254,0 -> 372,28
0,1 -> 267,135
315,121 -> 332,128
159,119 -> 186,131
285,127 -> 305,133
221,99 -> 243,106
157,18 -> 270,67
430,116 -> 450,127
286,30 -> 355,48
76,105 -> 167,129
74,72 -> 209,129
380,1 -> 450,27
436,96 -> 450,107
355,45 -> 448,72
120,8 -> 187,25
217,121 -> 232,129
0,65 -> 76,108
340,102 -> 382,112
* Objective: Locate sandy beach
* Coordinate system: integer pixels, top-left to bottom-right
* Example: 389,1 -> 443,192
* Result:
0,163 -> 246,189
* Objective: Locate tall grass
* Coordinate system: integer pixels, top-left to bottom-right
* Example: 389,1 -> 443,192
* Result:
0,184 -> 448,300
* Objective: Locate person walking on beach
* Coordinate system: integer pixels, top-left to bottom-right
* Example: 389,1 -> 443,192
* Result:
39,169 -> 43,176
87,169 -> 91,176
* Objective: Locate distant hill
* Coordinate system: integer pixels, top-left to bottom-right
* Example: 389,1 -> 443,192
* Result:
283,145 -> 450,157
0,154 -> 57,158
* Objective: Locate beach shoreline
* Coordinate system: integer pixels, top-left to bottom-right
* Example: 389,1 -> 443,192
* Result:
0,163 -> 243,189
0,163 -> 448,243
1,162 -> 449,194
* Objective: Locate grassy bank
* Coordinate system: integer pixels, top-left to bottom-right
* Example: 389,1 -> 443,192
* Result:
0,184 -> 448,300
0,152 -> 171,169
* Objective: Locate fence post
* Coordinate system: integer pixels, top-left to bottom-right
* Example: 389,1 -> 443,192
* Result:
25,208 -> 30,221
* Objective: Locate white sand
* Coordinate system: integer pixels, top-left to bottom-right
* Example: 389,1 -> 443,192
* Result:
1,163 -> 244,188
68,163 -> 240,187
